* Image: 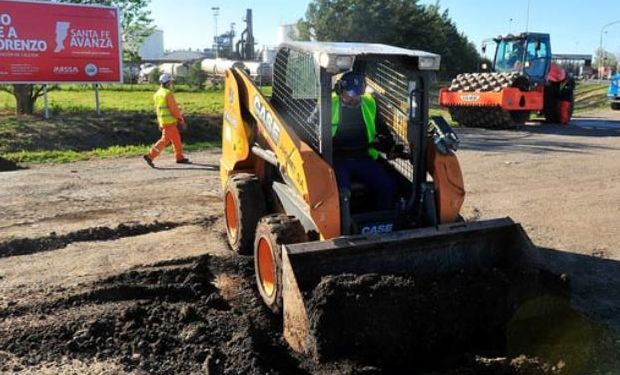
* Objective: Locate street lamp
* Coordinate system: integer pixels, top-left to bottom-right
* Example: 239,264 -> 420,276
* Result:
508,18 -> 513,34
599,20 -> 620,67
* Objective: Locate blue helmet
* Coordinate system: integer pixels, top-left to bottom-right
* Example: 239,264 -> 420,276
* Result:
338,71 -> 365,96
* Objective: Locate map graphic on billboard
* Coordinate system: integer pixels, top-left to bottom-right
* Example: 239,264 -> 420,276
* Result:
0,0 -> 122,83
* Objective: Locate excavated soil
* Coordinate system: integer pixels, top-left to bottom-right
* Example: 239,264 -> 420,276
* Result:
306,271 -> 618,374
0,217 -> 217,258
0,255 -> 291,375
1,252 -> 618,374
0,156 -> 22,172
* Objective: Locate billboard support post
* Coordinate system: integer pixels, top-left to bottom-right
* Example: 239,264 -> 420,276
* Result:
94,84 -> 101,117
43,85 -> 49,119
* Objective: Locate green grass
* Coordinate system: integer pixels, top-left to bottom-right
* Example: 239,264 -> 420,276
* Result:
2,141 -> 216,164
0,85 -> 224,114
0,84 -> 224,165
573,82 -> 610,113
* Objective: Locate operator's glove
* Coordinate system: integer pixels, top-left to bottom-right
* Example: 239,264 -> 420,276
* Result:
387,144 -> 405,160
374,133 -> 395,151
374,134 -> 407,160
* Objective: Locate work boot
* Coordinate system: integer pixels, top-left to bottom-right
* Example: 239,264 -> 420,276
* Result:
176,158 -> 191,164
143,155 -> 155,168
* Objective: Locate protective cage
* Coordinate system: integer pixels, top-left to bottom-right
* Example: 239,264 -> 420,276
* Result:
271,46 -> 431,187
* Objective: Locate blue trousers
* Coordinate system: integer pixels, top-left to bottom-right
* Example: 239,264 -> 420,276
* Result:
334,157 -> 397,210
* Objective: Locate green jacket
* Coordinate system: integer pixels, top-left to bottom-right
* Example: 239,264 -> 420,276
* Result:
331,92 -> 379,159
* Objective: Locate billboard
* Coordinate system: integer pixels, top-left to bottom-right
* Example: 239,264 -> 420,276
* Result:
0,0 -> 122,83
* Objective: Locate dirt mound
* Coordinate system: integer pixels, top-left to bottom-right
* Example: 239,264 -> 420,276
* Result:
0,216 -> 217,258
0,254 -> 617,374
0,156 -> 22,172
0,255 -> 290,374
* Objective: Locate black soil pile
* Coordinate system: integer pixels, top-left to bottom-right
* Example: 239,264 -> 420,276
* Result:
1,254 -> 618,374
0,156 -> 22,172
307,269 -> 617,373
0,255 -> 300,374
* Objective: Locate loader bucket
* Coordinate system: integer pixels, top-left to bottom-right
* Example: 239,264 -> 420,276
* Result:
281,217 -> 568,366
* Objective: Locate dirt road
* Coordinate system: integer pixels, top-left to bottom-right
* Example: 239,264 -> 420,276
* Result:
0,111 -> 619,373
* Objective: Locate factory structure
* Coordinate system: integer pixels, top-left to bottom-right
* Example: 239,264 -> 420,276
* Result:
133,8 -> 293,85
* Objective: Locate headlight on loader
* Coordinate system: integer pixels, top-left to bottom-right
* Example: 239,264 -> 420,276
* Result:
418,55 -> 440,70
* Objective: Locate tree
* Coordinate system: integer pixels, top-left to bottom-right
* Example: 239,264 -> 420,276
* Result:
186,62 -> 208,91
594,48 -> 618,70
297,0 -> 480,78
2,0 -> 153,115
0,85 -> 51,115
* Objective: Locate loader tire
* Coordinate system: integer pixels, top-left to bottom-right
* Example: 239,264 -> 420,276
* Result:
224,173 -> 266,255
254,214 -> 307,314
611,103 -> 620,111
543,83 -> 561,123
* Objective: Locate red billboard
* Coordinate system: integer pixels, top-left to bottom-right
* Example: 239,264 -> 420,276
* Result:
0,0 -> 122,83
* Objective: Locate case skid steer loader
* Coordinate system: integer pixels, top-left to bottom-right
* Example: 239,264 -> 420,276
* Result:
220,42 -> 566,361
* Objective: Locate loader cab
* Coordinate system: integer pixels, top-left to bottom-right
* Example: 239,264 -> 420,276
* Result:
270,42 -> 442,234
491,33 -> 551,84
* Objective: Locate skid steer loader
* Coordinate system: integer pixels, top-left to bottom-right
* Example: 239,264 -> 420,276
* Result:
220,42 -> 567,363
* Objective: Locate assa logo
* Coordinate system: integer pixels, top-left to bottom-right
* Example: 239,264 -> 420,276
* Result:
53,66 -> 79,74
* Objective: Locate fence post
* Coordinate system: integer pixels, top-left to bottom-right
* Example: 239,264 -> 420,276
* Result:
44,85 -> 49,119
94,84 -> 101,117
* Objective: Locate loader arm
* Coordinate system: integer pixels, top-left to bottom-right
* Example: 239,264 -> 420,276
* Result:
220,68 -> 341,239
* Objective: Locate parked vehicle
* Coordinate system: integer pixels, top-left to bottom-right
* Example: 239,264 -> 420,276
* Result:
608,73 -> 620,110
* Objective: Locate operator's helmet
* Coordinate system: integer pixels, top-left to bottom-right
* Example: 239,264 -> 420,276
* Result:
159,73 -> 174,85
339,71 -> 365,96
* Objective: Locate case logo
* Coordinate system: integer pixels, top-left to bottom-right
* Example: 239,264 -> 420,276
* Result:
253,95 -> 281,144
460,94 -> 480,102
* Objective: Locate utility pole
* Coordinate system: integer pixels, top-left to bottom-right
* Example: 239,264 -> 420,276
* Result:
212,7 -> 220,55
525,0 -> 531,32
508,18 -> 513,34
599,20 -> 620,70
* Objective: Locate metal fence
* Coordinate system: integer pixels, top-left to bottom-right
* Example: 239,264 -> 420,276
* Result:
271,47 -> 321,151
364,59 -> 415,181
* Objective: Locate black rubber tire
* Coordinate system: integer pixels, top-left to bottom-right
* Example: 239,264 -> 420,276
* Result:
611,103 -> 620,111
254,214 -> 307,314
223,173 -> 266,255
543,83 -> 561,123
510,110 -> 530,126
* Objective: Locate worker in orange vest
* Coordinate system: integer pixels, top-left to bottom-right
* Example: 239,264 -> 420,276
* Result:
143,73 -> 190,167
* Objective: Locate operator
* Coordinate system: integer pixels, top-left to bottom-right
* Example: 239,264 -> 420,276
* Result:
331,71 -> 397,211
506,43 -> 524,69
143,73 -> 190,167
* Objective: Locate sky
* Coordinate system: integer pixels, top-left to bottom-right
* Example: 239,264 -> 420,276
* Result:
149,0 -> 620,58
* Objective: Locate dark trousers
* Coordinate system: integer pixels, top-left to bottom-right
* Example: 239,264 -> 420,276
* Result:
334,157 -> 397,210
